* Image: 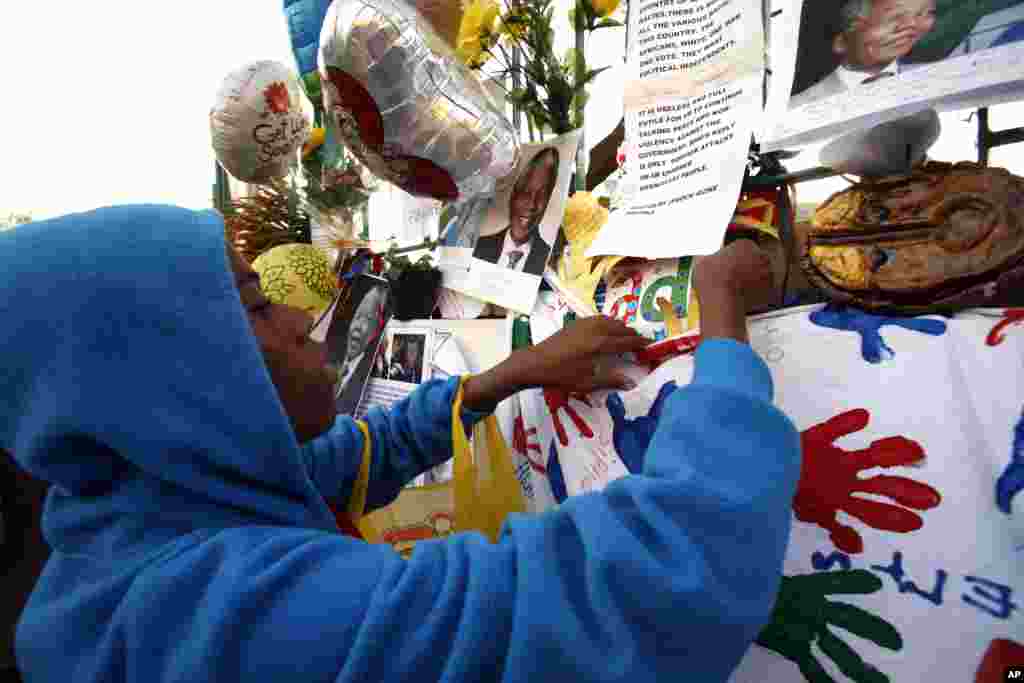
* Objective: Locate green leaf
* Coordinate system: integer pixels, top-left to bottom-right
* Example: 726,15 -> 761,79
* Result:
563,47 -> 583,75
595,17 -> 623,28
507,87 -> 530,104
529,105 -> 551,129
546,26 -> 556,48
575,65 -> 611,91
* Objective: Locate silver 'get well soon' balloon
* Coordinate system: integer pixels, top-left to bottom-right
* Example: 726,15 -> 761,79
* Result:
210,61 -> 311,184
318,0 -> 519,201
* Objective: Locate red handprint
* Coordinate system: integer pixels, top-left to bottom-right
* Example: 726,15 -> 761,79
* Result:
795,409 -> 942,554
986,308 -> 1024,347
543,388 -> 595,447
512,416 -> 545,474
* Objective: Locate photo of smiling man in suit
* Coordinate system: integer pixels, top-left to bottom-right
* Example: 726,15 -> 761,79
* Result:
472,147 -> 560,277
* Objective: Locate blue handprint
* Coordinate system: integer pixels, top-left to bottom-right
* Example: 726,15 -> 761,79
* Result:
606,382 -> 679,474
996,408 -> 1024,515
547,441 -> 568,504
809,304 -> 947,364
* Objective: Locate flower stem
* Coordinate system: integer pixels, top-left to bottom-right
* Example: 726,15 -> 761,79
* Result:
573,15 -> 587,191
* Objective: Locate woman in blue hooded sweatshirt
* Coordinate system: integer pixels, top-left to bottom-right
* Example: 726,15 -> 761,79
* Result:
0,205 -> 800,683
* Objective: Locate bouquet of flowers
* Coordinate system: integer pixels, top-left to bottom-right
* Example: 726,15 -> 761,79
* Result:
456,0 -> 623,136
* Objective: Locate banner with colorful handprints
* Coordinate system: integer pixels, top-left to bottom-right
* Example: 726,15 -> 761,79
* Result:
513,305 -> 1024,683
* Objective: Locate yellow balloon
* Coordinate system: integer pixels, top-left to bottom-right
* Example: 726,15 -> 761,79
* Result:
251,244 -> 338,318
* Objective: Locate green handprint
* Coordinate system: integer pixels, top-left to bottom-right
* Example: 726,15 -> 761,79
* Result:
756,571 -> 903,683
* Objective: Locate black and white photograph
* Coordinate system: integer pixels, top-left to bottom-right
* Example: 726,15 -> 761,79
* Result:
387,331 -> 431,385
324,274 -> 392,416
371,333 -> 390,380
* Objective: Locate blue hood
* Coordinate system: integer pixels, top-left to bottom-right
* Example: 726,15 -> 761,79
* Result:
3,207 -> 803,683
0,205 -> 338,560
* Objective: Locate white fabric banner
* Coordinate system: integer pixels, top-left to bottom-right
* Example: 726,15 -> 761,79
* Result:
515,305 -> 1024,683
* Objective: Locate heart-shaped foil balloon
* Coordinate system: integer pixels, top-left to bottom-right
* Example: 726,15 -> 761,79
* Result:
318,0 -> 519,201
210,61 -> 311,184
284,0 -> 464,104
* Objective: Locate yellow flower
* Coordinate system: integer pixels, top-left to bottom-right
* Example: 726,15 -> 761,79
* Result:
588,0 -> 620,18
456,37 -> 483,67
456,0 -> 500,66
499,10 -> 529,39
302,127 -> 326,159
562,191 -> 608,245
481,0 -> 502,34
467,50 -> 491,69
557,192 -> 623,308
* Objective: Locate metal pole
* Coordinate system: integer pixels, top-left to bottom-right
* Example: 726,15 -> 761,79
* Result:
976,107 -> 1024,165
624,0 -> 630,55
574,17 -> 587,191
512,47 -> 523,135
977,107 -> 990,166
989,126 -> 1024,149
213,162 -> 232,213
212,162 -> 221,212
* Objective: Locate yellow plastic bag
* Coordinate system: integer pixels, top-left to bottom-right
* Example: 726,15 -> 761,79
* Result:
352,379 -> 527,558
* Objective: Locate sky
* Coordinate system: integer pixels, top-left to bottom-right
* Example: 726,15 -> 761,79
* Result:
1,2 -> 295,222
783,101 -> 1024,212
1,2 -> 1022,225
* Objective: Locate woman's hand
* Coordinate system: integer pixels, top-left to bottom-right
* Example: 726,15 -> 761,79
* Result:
463,317 -> 648,413
516,316 -> 649,393
693,239 -> 775,343
693,239 -> 774,309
